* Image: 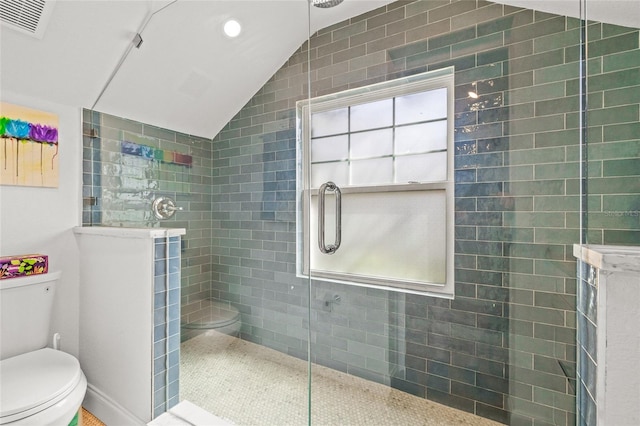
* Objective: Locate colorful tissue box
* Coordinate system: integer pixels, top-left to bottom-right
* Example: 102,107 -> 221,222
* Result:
0,254 -> 48,279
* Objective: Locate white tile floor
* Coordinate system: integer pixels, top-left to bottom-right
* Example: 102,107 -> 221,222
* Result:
180,331 -> 501,426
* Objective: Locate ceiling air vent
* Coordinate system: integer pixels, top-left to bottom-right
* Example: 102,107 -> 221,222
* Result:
0,0 -> 56,39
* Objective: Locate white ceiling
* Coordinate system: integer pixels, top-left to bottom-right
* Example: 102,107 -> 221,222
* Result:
1,0 -> 638,139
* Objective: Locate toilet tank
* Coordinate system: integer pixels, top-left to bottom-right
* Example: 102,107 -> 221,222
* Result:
0,271 -> 60,360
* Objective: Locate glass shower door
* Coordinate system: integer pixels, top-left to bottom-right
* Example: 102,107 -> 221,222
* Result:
181,1 -> 315,424
304,0 -> 588,425
577,1 -> 640,425
301,4 -> 461,424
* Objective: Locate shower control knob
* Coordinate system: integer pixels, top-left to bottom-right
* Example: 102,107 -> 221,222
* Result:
152,196 -> 183,220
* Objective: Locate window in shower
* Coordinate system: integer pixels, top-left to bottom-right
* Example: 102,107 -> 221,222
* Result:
296,67 -> 455,297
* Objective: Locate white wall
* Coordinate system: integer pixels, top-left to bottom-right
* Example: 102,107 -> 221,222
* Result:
0,91 -> 82,357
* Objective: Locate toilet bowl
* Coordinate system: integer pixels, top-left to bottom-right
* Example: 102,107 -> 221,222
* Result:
0,348 -> 87,425
0,271 -> 87,425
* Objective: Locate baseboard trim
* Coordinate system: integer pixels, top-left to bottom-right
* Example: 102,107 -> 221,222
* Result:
83,384 -> 146,426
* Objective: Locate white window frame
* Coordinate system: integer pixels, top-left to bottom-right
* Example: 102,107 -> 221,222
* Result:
296,67 -> 455,298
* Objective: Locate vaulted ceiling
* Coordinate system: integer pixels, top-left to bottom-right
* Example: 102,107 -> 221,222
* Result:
1,0 -> 637,139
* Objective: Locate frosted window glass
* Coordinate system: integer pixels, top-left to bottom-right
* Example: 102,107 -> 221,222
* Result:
396,88 -> 447,125
395,121 -> 447,155
311,161 -> 348,188
350,99 -> 393,132
350,158 -> 393,186
310,190 -> 447,284
350,129 -> 393,160
300,68 -> 455,295
312,108 -> 348,137
395,152 -> 447,183
311,136 -> 348,163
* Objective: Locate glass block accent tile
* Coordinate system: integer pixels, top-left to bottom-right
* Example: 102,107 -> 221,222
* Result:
576,260 -> 597,426
153,236 -> 182,418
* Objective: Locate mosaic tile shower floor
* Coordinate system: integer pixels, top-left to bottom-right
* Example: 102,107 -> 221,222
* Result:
180,331 -> 500,426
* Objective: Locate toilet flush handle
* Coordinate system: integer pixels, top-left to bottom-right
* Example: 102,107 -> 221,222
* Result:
52,333 -> 61,350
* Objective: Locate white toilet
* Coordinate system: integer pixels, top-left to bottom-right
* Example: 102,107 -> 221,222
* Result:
0,271 -> 87,425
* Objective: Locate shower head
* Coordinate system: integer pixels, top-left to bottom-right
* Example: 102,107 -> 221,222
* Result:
312,0 -> 344,8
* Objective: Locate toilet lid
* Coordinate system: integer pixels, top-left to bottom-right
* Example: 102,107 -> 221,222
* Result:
0,348 -> 82,419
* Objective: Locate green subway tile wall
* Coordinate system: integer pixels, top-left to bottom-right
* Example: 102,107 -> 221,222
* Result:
81,109 -> 216,333
209,1 -> 638,425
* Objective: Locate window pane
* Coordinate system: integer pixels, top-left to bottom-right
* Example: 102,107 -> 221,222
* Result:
350,129 -> 393,160
350,99 -> 393,132
310,190 -> 447,284
350,158 -> 393,186
395,152 -> 447,183
395,87 -> 447,125
395,121 -> 447,155
311,161 -> 348,188
300,67 -> 455,296
312,108 -> 348,137
311,135 -> 348,163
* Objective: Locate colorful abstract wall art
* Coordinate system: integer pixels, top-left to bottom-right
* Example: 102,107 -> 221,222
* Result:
0,102 -> 59,187
121,141 -> 192,167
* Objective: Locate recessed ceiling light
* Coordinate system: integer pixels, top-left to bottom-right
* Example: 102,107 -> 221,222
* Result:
223,19 -> 241,38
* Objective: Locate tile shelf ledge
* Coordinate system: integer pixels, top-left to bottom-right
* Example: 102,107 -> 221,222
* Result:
73,226 -> 186,239
573,244 -> 640,273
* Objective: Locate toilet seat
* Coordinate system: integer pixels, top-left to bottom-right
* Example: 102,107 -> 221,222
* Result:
0,348 -> 83,424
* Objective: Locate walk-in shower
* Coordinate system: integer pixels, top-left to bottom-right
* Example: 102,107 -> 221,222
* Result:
81,0 -> 640,424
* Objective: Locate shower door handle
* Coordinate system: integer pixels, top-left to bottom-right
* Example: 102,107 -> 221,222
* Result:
318,181 -> 342,254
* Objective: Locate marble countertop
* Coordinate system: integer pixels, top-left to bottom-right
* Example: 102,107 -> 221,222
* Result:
573,244 -> 640,273
74,226 -> 186,239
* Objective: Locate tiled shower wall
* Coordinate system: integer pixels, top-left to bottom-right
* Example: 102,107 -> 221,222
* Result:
81,110 -> 215,329
210,1 -> 639,425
